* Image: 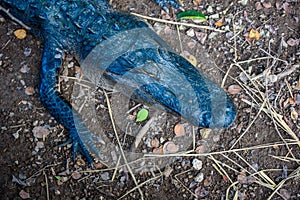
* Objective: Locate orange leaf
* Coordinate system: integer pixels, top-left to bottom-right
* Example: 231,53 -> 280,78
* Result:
215,20 -> 222,27
14,29 -> 27,39
249,29 -> 260,40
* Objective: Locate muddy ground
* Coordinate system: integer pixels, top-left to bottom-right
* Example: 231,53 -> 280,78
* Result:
0,0 -> 299,199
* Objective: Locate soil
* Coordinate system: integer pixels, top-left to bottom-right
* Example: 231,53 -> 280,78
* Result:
0,0 -> 299,199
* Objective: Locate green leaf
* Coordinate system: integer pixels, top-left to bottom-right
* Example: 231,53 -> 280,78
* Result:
55,176 -> 61,180
136,108 -> 149,122
177,10 -> 207,21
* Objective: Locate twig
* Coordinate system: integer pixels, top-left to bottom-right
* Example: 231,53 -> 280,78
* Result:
104,91 -> 144,199
0,5 -> 31,30
131,12 -> 226,33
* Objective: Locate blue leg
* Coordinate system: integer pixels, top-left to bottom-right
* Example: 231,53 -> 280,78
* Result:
39,42 -> 103,166
154,0 -> 184,12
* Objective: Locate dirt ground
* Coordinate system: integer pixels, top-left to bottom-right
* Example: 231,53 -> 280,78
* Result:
0,0 -> 299,199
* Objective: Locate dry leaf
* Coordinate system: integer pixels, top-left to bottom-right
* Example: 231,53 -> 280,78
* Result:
214,20 -> 222,27
14,29 -> 27,39
249,29 -> 260,40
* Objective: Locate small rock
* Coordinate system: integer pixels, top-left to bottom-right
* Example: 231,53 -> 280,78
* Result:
174,123 -> 185,136
239,0 -> 248,6
255,2 -> 263,10
262,2 -> 272,8
192,158 -> 203,170
194,172 -> 204,183
208,32 -> 218,39
25,87 -> 35,95
186,29 -> 195,37
19,190 -> 30,199
32,126 -> 50,139
207,6 -> 213,13
20,65 -> 30,73
287,38 -> 299,46
13,132 -> 20,139
209,13 -> 219,19
163,141 -> 179,154
23,48 -> 31,57
71,171 -> 82,180
100,172 -> 110,181
279,188 -> 291,199
228,84 -> 242,94
151,138 -> 160,148
195,32 -> 207,44
212,134 -> 220,142
36,141 -> 44,149
153,147 -> 163,154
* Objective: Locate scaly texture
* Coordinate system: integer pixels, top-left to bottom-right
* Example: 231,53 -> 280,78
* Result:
1,0 -> 236,165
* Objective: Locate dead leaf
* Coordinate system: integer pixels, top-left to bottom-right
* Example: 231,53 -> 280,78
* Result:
249,29 -> 260,40
14,29 -> 27,39
214,20 -> 222,27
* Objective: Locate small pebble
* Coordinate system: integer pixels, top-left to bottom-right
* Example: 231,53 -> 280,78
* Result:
194,172 -> 204,183
163,141 -> 179,154
71,171 -> 82,180
100,172 -> 110,181
174,123 -> 185,136
192,158 -> 203,170
19,190 -> 30,199
151,138 -> 160,148
228,84 -> 242,94
32,126 -> 50,139
23,48 -> 31,57
25,87 -> 35,95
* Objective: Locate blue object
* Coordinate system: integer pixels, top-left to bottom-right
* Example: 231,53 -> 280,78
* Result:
0,0 -> 236,166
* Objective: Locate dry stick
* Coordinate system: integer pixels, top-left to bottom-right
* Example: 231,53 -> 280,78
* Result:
43,171 -> 50,200
271,155 -> 300,163
174,169 -> 198,198
242,98 -> 299,141
267,166 -> 300,200
144,141 -> 299,158
118,174 -> 163,200
131,12 -> 226,33
0,6 -> 31,30
104,91 -> 144,199
267,101 -> 299,164
229,98 -> 267,150
233,152 -> 276,187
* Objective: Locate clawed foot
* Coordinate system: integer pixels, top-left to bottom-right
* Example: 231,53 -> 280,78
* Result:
59,128 -> 104,168
155,0 -> 184,12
